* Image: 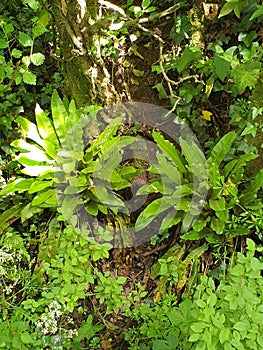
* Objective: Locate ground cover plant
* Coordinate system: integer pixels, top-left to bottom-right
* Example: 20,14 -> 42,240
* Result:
0,0 -> 262,349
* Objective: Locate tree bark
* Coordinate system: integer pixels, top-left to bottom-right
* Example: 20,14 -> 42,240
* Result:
49,0 -> 119,107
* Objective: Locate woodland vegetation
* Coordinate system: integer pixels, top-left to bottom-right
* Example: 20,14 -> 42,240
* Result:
0,0 -> 263,349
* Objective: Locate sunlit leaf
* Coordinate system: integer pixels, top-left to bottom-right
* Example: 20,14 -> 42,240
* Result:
207,131 -> 236,167
51,90 -> 68,142
30,53 -> 45,66
23,71 -> 37,85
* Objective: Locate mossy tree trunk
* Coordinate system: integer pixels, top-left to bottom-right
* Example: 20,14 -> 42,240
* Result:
49,0 -> 118,107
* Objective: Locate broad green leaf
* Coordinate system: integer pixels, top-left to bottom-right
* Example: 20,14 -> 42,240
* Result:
190,322 -> 206,333
91,186 -> 125,208
30,53 -> 45,66
207,165 -> 221,194
209,198 -> 226,212
193,217 -> 209,232
156,153 -> 181,184
249,168 -> 263,193
177,198 -> 191,211
219,328 -> 231,344
189,333 -> 201,342
0,205 -> 22,234
160,209 -> 182,230
233,321 -> 249,332
142,0 -> 151,9
51,90 -> 68,142
211,217 -> 225,234
69,98 -> 77,113
62,122 -> 84,158
28,180 -> 53,194
12,117 -> 44,144
93,136 -> 135,182
233,62 -> 261,93
219,0 -> 243,18
11,49 -> 22,58
60,195 -> 79,220
136,180 -> 172,195
0,178 -> 34,196
153,340 -> 170,350
179,138 -> 207,181
23,71 -> 37,85
21,332 -> 34,344
216,208 -> 229,222
153,83 -> 168,100
173,183 -> 193,198
179,82 -> 203,103
250,5 -> 263,20
38,11 -> 50,27
118,166 -> 139,180
22,55 -> 31,67
135,196 -> 174,231
213,54 -> 231,81
12,139 -> 50,163
21,203 -> 43,222
92,183 -> 109,203
152,131 -> 186,173
176,46 -> 202,73
207,131 -> 236,167
181,229 -> 207,240
224,153 -> 257,177
4,23 -> 14,34
0,65 -> 5,80
241,122 -> 257,137
111,179 -> 131,191
35,104 -> 59,146
0,39 -> 8,49
88,117 -> 123,156
32,189 -> 56,206
101,136 -> 135,159
33,23 -> 48,37
23,0 -> 40,11
43,140 -> 58,159
86,202 -> 99,216
16,156 -> 48,166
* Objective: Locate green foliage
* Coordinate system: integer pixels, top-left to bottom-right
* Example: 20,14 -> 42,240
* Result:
0,1 -> 263,349
134,127 -> 262,242
0,0 -> 58,178
0,90 -> 139,230
150,244 -> 208,302
219,0 -> 249,18
135,130 -> 208,233
126,0 -> 157,18
127,239 -> 263,350
0,220 -> 108,349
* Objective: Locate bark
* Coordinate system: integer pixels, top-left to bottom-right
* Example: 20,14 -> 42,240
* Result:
49,0 -> 119,107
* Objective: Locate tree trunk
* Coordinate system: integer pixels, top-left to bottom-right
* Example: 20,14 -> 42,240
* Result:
49,0 -> 119,107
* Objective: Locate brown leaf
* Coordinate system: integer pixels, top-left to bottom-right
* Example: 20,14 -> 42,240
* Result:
203,3 -> 219,19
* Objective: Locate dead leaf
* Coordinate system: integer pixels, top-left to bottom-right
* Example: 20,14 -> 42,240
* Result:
203,3 -> 219,20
